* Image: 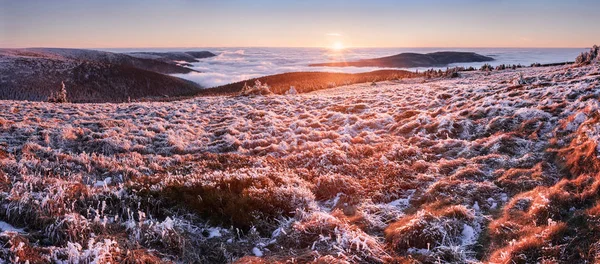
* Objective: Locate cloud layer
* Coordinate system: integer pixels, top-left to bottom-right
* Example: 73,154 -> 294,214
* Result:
173,47 -> 585,88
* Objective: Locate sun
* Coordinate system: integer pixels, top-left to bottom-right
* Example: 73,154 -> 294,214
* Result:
331,42 -> 345,51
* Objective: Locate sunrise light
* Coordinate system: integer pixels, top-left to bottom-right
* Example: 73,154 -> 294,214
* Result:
331,42 -> 345,51
1,1 -> 598,263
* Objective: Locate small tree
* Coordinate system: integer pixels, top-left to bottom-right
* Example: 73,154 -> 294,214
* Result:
480,64 -> 493,72
239,80 -> 272,96
49,82 -> 68,103
576,45 -> 599,65
516,72 -> 527,85
575,53 -> 587,64
286,86 -> 298,95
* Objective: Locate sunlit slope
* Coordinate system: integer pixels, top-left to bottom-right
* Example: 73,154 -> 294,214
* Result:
0,63 -> 599,262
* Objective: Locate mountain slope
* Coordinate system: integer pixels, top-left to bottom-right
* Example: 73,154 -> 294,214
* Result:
126,51 -> 217,66
1,62 -> 600,262
0,49 -> 202,103
27,48 -> 197,74
201,70 -> 419,95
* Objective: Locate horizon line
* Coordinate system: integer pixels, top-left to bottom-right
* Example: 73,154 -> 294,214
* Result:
0,45 -> 591,50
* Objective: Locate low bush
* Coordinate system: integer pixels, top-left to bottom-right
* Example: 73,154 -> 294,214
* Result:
156,169 -> 315,233
385,206 -> 474,252
239,80 -> 273,96
48,81 -> 69,103
274,211 -> 389,263
575,45 -> 599,65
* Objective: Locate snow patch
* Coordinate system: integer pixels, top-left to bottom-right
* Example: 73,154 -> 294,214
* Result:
461,224 -> 478,246
0,221 -> 25,233
252,247 -> 263,257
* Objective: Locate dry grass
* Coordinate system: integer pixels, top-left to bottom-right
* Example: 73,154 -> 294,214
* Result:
0,62 -> 599,262
198,70 -> 420,96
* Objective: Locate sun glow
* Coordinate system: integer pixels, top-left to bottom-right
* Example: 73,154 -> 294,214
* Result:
331,42 -> 345,51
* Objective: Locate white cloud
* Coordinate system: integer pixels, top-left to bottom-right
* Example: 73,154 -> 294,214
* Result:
171,47 -> 584,88
170,48 -> 399,88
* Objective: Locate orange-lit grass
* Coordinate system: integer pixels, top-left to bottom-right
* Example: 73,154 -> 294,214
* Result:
198,70 -> 420,96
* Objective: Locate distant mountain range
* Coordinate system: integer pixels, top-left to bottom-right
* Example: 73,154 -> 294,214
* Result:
0,48 -> 216,103
310,51 -> 494,68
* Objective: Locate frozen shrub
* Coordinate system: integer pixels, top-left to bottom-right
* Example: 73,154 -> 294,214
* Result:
488,222 -> 566,263
0,232 -> 49,263
62,238 -> 121,263
156,169 -> 315,233
240,80 -> 273,96
494,162 -> 554,195
556,117 -> 600,175
285,86 -> 297,95
134,217 -> 189,258
514,72 -> 527,85
48,81 -> 69,103
576,52 -> 589,64
313,173 -> 361,200
385,206 -> 474,252
121,249 -> 164,263
45,213 -> 91,245
487,170 -> 600,262
423,67 -> 461,79
418,179 -> 502,211
275,211 -> 388,263
479,64 -> 493,71
339,201 -> 404,233
575,45 -> 599,65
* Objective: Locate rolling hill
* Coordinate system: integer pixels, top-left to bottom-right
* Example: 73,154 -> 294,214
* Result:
310,51 -> 494,68
0,48 -> 204,103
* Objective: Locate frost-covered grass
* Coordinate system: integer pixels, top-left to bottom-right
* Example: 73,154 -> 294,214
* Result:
0,63 -> 599,263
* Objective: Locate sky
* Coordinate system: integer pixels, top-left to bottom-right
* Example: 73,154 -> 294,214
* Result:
0,0 -> 597,48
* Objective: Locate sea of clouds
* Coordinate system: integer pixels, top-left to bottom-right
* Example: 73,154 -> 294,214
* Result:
111,47 -> 586,88
170,48 -> 404,87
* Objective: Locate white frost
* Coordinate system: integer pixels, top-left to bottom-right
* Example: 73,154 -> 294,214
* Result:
461,224 -> 478,246
252,247 -> 263,257
0,221 -> 25,233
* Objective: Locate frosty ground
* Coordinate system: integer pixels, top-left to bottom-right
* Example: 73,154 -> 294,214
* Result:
1,63 -> 600,263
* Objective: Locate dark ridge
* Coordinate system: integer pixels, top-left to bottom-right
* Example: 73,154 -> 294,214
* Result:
539,61 -> 574,67
125,51 -> 217,65
184,51 -> 218,59
25,48 -> 198,74
0,49 -> 202,103
310,51 -> 494,68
